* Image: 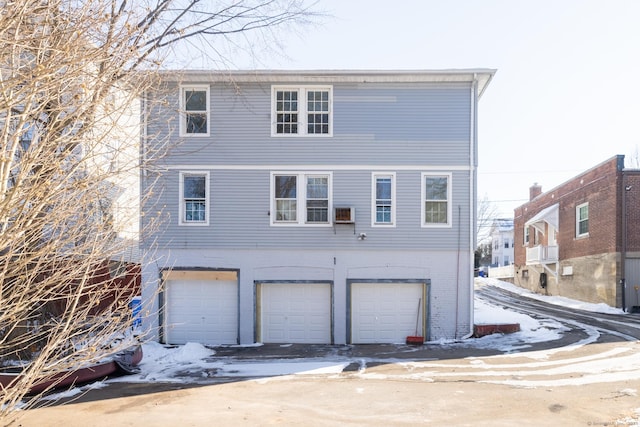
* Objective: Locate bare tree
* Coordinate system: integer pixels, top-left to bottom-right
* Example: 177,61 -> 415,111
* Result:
627,145 -> 640,168
0,0 -> 316,421
475,241 -> 492,271
476,195 -> 500,244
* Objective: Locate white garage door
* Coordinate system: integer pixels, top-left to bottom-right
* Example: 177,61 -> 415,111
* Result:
164,271 -> 238,345
260,283 -> 331,344
351,282 -> 425,344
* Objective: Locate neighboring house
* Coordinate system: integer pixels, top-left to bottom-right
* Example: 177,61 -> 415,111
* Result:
489,218 -> 514,267
513,155 -> 640,310
4,88 -> 141,266
140,69 -> 495,345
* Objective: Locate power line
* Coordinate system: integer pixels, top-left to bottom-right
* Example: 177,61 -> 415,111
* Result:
482,198 -> 528,203
478,170 -> 581,175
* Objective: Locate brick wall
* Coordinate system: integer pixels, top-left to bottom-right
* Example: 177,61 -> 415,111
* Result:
512,156 -> 629,306
625,171 -> 640,253
514,155 -> 623,266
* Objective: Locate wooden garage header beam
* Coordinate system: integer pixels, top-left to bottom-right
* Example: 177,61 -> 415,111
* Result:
161,269 -> 238,282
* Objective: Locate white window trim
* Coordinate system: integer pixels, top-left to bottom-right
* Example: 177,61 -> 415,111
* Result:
271,86 -> 333,137
179,171 -> 210,226
576,202 -> 589,238
270,171 -> 333,227
371,172 -> 396,227
421,172 -> 452,228
524,226 -> 530,245
179,84 -> 210,137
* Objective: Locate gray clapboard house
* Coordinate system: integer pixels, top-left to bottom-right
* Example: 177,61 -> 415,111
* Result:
140,69 -> 495,345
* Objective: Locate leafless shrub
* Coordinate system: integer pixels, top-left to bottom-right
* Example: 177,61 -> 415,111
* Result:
0,0 -> 316,421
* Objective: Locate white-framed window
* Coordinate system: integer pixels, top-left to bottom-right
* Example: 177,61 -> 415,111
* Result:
180,85 -> 210,136
179,171 -> 209,225
371,172 -> 396,227
524,226 -> 530,245
271,86 -> 333,137
576,202 -> 589,237
421,173 -> 452,227
271,172 -> 332,226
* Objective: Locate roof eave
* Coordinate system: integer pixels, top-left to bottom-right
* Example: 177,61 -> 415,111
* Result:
161,69 -> 496,93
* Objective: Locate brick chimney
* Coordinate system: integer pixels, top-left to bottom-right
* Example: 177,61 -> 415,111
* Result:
529,183 -> 542,201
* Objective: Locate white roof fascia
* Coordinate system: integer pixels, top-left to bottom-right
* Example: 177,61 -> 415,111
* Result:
162,69 -> 496,97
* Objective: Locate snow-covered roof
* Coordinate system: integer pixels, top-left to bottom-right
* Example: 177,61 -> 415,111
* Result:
491,218 -> 514,232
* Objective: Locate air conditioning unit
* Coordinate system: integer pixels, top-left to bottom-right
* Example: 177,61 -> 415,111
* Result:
334,207 -> 355,224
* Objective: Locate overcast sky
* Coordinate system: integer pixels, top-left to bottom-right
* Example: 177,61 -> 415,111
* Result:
191,0 -> 640,218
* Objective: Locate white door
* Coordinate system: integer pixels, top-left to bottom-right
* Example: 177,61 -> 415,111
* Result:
165,278 -> 238,345
260,283 -> 331,344
351,282 -> 425,344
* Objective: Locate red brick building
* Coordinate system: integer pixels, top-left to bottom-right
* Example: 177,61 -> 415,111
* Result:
513,155 -> 640,310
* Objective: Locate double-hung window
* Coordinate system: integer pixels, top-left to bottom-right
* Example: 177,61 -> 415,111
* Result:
372,173 -> 395,226
274,90 -> 299,134
272,86 -> 332,136
421,173 -> 452,227
180,172 -> 209,225
306,176 -> 330,222
576,202 -> 589,237
180,85 -> 209,136
272,172 -> 331,226
306,90 -> 330,134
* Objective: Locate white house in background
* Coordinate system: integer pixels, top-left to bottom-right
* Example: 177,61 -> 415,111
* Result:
140,69 -> 495,345
490,218 -> 514,267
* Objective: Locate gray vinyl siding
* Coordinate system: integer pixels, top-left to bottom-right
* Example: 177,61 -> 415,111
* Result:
142,78 -> 474,252
145,168 -> 471,251
145,82 -> 472,167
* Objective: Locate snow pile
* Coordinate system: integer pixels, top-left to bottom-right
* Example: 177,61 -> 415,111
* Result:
481,278 -> 624,314
474,297 -> 539,328
143,341 -> 215,364
471,297 -> 566,351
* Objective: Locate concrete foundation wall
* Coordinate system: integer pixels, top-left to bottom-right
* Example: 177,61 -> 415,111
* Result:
513,252 -> 619,307
141,248 -> 473,344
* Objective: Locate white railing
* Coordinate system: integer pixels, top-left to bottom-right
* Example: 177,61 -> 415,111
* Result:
526,245 -> 558,264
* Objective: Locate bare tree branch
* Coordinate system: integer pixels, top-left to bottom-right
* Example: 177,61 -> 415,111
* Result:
0,0 -> 317,421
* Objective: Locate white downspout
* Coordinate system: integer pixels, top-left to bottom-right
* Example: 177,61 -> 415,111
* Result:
461,74 -> 479,340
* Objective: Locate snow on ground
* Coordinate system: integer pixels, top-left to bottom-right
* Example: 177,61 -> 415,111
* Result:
41,278 -> 640,425
106,277 -> 612,383
123,341 -> 350,384
479,277 -> 625,315
101,278 -> 635,383
471,296 -> 568,351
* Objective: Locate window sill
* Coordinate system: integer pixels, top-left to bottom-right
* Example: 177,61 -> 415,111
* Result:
270,133 -> 333,138
179,133 -> 211,138
270,223 -> 333,227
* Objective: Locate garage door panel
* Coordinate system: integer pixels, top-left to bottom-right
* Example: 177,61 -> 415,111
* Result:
351,282 -> 425,344
309,315 -> 326,326
165,278 -> 238,346
261,283 -> 331,344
